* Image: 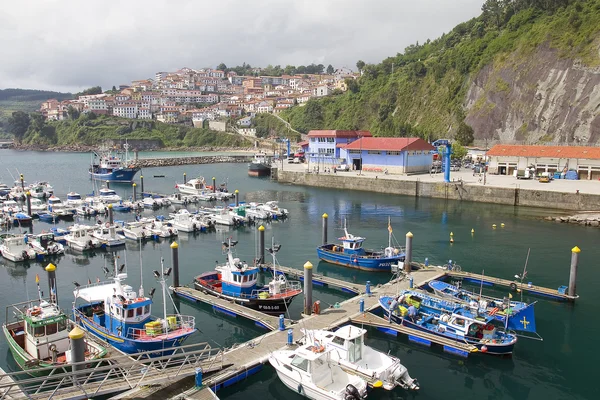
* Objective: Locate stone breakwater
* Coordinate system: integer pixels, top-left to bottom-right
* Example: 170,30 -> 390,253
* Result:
545,213 -> 600,227
132,155 -> 252,168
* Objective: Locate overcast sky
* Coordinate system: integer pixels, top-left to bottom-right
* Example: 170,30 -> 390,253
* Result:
0,0 -> 483,93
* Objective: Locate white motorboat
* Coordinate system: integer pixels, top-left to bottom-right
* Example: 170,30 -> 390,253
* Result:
142,197 -> 159,209
0,235 -> 37,262
177,177 -> 210,196
145,220 -> 178,238
122,221 -> 152,240
66,192 -> 84,207
2,200 -> 21,213
269,342 -> 368,400
171,211 -> 202,232
167,193 -> 195,205
47,196 -> 75,217
97,187 -> 122,204
242,203 -> 270,220
26,233 -> 65,257
29,198 -> 47,214
154,197 -> 171,207
92,223 -> 126,247
64,224 -> 102,251
75,205 -> 97,216
260,201 -> 288,218
302,325 -> 419,391
201,207 -> 244,226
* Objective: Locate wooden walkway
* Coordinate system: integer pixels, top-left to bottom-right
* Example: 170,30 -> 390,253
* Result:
172,286 -> 292,330
445,270 -> 577,301
260,263 -> 362,294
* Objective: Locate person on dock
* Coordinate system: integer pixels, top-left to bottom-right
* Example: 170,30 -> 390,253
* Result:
389,296 -> 399,323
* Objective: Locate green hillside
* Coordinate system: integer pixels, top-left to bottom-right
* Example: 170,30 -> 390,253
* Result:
281,0 -> 600,143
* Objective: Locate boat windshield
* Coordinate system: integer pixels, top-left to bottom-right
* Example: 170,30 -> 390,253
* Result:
291,355 -> 309,372
348,336 -> 363,363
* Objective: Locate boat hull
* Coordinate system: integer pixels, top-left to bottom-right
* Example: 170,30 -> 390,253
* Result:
317,245 -> 404,272
193,281 -> 299,314
89,168 -> 139,183
248,163 -> 271,177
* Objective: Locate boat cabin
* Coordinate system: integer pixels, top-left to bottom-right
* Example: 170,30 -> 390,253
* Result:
438,309 -> 495,339
67,192 -> 82,201
183,178 -> 206,191
286,343 -> 335,383
216,256 -> 258,296
47,197 -> 65,208
337,233 -> 366,254
321,325 -> 365,363
252,153 -> 268,164
99,188 -> 118,197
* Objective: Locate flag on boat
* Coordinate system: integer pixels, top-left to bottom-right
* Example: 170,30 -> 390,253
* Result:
88,278 -> 92,285
35,274 -> 39,283
388,221 -> 392,234
507,303 -> 536,333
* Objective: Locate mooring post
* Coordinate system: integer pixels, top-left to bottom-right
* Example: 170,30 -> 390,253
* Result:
212,177 -> 216,193
171,241 -> 180,288
20,174 -> 24,190
304,261 -> 313,315
69,326 -> 86,384
257,225 -> 265,265
287,329 -> 293,346
108,204 -> 113,225
235,190 -> 239,207
568,246 -> 580,297
366,281 -> 371,296
106,180 -> 110,189
140,175 -> 144,194
183,172 -> 187,184
26,191 -> 31,216
404,232 -> 413,273
322,213 -> 328,245
359,298 -> 365,313
132,183 -> 137,202
195,368 -> 203,387
46,263 -> 57,303
279,314 -> 285,331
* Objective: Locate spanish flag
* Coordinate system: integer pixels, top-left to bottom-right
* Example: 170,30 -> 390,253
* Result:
35,274 -> 39,284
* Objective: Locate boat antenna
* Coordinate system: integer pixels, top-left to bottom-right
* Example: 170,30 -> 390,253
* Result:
520,248 -> 530,303
388,216 -> 392,249
139,237 -> 144,297
35,274 -> 43,303
478,270 -> 485,302
160,258 -> 168,327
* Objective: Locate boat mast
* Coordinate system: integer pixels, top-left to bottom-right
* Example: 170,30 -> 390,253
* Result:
388,216 -> 392,248
478,270 -> 485,302
160,258 -> 167,323
138,238 -> 144,297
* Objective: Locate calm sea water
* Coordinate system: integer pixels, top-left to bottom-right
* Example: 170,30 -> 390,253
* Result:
0,149 -> 596,400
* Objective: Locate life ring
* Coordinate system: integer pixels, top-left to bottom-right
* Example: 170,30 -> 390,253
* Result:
136,297 -> 145,302
29,306 -> 42,316
510,282 -> 517,291
105,222 -> 110,228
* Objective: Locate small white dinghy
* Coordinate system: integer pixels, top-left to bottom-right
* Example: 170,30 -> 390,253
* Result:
302,325 -> 419,391
269,341 -> 368,400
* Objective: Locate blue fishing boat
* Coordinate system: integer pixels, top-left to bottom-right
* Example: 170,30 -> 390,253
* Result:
12,212 -> 33,225
89,142 -> 139,183
73,258 -> 196,355
316,220 -> 404,272
379,295 -> 518,355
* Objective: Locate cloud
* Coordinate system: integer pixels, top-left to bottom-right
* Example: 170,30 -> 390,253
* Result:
0,0 -> 483,92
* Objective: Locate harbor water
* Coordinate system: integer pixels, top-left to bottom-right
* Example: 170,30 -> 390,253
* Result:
0,149 -> 597,399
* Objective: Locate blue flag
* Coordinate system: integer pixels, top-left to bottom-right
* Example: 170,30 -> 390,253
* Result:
507,303 -> 536,333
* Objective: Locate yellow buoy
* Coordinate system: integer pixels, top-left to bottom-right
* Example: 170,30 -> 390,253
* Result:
450,237 -> 454,243
471,228 -> 475,234
372,380 -> 384,389
492,224 -> 497,229
501,223 -> 505,227
450,232 -> 454,236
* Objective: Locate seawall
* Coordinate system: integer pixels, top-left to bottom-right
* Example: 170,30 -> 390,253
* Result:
275,170 -> 600,211
133,155 -> 252,168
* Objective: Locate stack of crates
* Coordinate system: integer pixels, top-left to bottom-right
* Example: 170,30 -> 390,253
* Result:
167,316 -> 178,330
145,321 -> 163,336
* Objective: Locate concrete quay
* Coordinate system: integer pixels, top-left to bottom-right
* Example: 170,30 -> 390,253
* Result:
274,163 -> 600,211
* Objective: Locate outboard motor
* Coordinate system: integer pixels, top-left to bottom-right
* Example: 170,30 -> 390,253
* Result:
344,384 -> 362,400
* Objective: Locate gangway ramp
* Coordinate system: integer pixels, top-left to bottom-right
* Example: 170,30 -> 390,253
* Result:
260,263 -> 361,294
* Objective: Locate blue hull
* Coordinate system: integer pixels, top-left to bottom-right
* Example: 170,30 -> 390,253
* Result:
76,313 -> 193,356
316,246 -> 404,272
90,168 -> 139,183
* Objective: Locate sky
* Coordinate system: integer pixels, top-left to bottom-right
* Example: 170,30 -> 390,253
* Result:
0,0 -> 484,93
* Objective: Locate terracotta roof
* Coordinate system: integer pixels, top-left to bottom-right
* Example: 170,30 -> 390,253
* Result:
342,137 -> 435,152
298,141 -> 309,147
487,145 -> 600,160
307,130 -> 373,138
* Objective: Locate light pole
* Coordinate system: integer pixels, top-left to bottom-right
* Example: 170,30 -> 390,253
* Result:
483,138 -> 488,185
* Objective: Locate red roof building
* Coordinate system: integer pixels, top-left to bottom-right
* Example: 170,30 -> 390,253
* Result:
342,137 -> 434,152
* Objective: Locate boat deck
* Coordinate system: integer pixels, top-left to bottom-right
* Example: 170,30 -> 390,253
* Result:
259,263 -> 362,294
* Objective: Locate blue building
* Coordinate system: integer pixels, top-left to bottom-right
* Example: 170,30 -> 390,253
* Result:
340,137 -> 435,174
306,130 -> 372,168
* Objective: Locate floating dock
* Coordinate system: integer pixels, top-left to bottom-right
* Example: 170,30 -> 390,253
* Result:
445,270 -> 577,302
259,263 -> 362,294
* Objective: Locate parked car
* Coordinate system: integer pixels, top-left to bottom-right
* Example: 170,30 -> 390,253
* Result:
335,164 -> 350,171
287,156 -> 295,163
539,176 -> 550,183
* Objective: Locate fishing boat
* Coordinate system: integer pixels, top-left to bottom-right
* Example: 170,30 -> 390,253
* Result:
64,224 -> 103,251
379,295 -> 518,355
13,212 -> 33,225
29,182 -> 54,199
122,221 -> 152,240
302,325 -> 419,391
194,239 -> 302,313
248,152 -> 271,177
72,258 -> 196,355
317,220 -> 404,272
89,143 -> 139,182
3,285 -> 107,377
26,233 -> 65,258
269,341 -> 368,400
0,235 -> 37,262
92,223 -> 126,247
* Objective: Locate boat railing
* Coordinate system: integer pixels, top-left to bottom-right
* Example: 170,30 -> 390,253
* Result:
322,246 -> 406,259
126,314 -> 196,339
4,298 -> 59,325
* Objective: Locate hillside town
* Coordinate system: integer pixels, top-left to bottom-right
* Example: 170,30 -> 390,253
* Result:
38,67 -> 358,136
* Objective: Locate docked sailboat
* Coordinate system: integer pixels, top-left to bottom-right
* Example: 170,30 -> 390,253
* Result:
269,342 -> 368,400
301,325 -> 419,391
72,258 -> 196,355
317,219 -> 405,272
3,289 -> 107,376
194,239 -> 302,313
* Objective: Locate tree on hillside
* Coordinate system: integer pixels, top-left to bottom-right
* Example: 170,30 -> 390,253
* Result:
67,105 -> 80,120
326,64 -> 334,74
112,85 -> 117,91
356,60 -> 366,73
7,111 -> 30,142
284,65 -> 297,75
76,86 -> 102,98
456,121 -> 474,146
29,112 -> 45,133
217,63 -> 227,72
451,142 -> 468,159
482,0 -> 502,28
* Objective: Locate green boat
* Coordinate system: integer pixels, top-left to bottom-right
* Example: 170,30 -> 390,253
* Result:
3,299 -> 108,377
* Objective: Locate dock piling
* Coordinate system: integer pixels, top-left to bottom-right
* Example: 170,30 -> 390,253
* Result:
140,175 -> 144,194
287,329 -> 293,346
278,315 -> 285,331
303,261 -> 313,315
171,242 -> 180,288
195,368 -> 203,387
568,246 -> 580,297
322,213 -> 328,245
26,191 -> 31,216
45,263 -> 57,303
359,298 -> 365,313
366,281 -> 371,296
108,204 -> 113,225
212,177 -> 216,193
404,232 -> 413,273
235,190 -> 239,207
132,183 -> 137,202
106,180 -> 110,189
69,326 -> 86,384
409,276 -> 414,288
183,173 -> 187,184
257,225 -> 265,265
20,174 -> 25,190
